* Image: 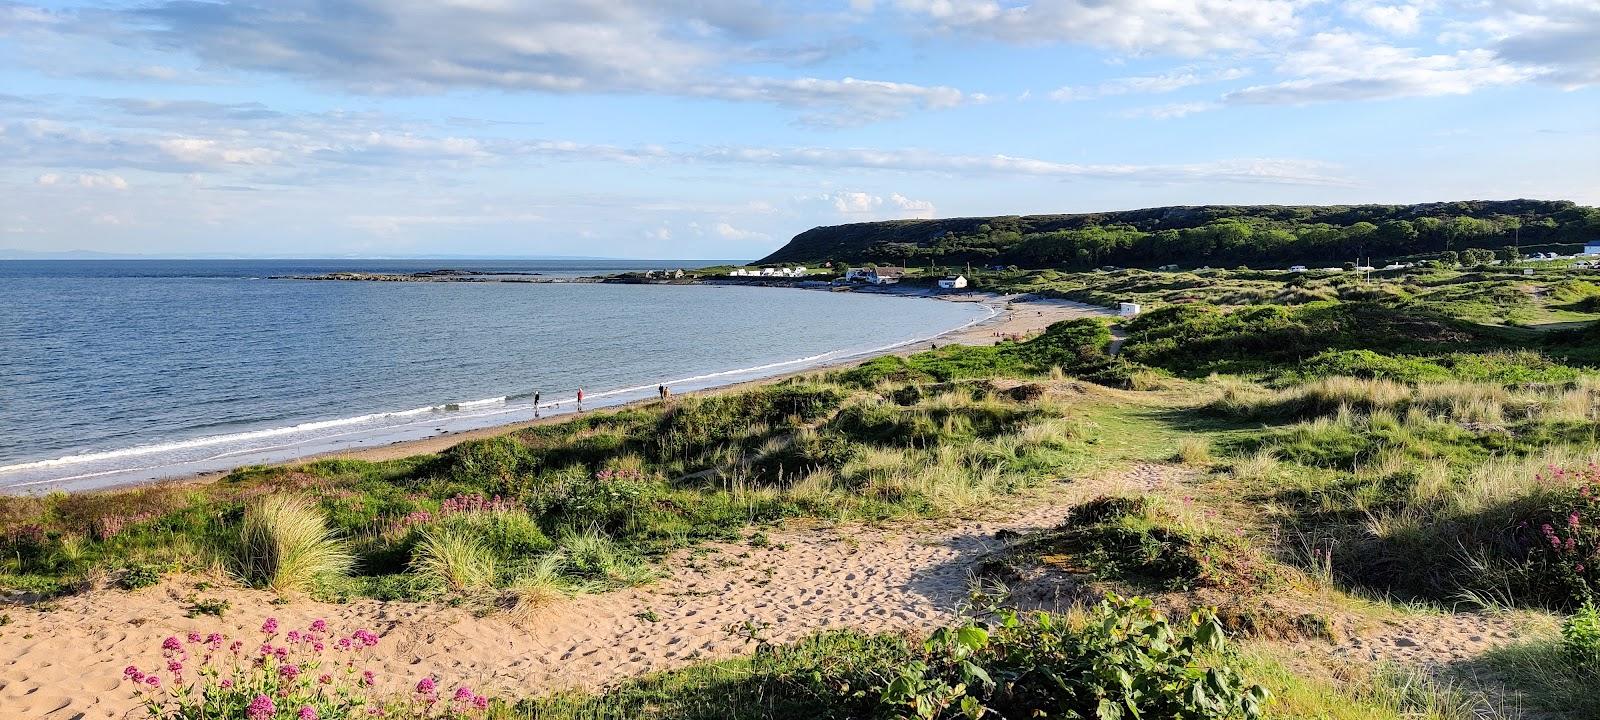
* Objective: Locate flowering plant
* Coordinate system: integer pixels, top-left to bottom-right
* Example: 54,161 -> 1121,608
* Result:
1518,464 -> 1600,604
125,618 -> 491,719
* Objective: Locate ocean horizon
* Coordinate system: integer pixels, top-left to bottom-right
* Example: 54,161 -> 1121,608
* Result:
0,260 -> 990,494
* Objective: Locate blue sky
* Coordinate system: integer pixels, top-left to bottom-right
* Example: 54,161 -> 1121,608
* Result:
1,0 -> 1596,260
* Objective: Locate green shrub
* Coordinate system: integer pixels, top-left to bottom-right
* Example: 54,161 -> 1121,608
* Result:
237,495 -> 353,592
1563,603 -> 1600,664
988,496 -> 1275,592
117,562 -> 163,590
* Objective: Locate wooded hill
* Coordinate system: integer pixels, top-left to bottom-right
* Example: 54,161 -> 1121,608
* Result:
756,199 -> 1600,269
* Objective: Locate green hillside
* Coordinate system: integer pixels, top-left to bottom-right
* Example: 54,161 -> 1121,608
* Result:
757,199 -> 1600,269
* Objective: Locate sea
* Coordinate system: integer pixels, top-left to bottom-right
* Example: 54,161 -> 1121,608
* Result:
0,260 -> 992,493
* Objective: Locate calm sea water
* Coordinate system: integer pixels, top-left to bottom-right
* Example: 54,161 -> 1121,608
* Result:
0,260 -> 990,493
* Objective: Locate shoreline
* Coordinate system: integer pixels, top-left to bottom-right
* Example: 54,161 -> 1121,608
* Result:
10,289 -> 1113,496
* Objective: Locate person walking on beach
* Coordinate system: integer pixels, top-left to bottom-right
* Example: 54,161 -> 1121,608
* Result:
576,388 -> 584,412
658,384 -> 666,401
533,391 -> 541,418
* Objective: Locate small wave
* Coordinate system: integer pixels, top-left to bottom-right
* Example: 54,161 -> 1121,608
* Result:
0,398 -> 499,474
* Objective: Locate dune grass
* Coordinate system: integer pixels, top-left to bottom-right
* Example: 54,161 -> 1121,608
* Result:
236,494 -> 353,593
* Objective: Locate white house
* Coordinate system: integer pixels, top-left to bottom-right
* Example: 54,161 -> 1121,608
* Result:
937,275 -> 968,289
866,267 -> 905,285
1119,302 -> 1141,317
1288,265 -> 1308,272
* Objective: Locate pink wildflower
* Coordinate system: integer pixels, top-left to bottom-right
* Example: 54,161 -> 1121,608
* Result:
473,695 -> 489,710
310,618 -> 327,633
246,695 -> 275,720
186,631 -> 202,644
161,636 -> 182,652
145,675 -> 161,688
319,673 -> 333,685
361,670 -> 375,686
299,707 -> 319,720
221,679 -> 234,689
167,659 -> 183,674
416,677 -> 436,693
279,663 -> 301,681
261,618 -> 279,635
454,686 -> 475,701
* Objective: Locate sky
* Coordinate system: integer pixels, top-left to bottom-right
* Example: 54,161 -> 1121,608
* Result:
0,1 -> 1596,260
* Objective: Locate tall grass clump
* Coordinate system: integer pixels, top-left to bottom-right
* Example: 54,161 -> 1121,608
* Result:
411,526 -> 498,592
237,494 -> 353,592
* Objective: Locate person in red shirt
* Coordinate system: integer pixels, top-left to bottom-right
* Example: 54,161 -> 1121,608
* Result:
576,388 -> 584,412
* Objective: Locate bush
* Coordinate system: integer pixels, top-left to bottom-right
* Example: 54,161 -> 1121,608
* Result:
118,562 -> 164,590
237,495 -> 353,592
1563,602 -> 1600,664
989,497 -> 1275,592
875,595 -> 1268,719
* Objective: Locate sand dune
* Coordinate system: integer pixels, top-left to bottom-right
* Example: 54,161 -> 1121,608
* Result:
0,496 -> 1087,719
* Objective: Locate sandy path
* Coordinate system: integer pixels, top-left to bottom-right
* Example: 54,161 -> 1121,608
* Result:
1331,612 -> 1539,669
0,495 -> 1102,719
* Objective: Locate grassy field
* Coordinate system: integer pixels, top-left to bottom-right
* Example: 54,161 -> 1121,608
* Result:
8,264 -> 1600,717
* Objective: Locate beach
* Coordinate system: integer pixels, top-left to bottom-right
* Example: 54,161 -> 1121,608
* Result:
161,292 -> 1112,488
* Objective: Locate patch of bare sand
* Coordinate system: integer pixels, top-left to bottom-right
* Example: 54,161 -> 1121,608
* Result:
0,469 -> 1154,720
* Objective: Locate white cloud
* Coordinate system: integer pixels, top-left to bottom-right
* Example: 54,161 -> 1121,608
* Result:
828,191 -> 884,214
888,193 -> 936,218
1347,1 -> 1430,35
32,0 -> 971,124
35,171 -> 128,189
893,0 -> 1304,56
158,138 -> 282,166
1224,31 -> 1531,104
1122,101 -> 1221,118
1050,67 -> 1249,101
713,222 -> 769,240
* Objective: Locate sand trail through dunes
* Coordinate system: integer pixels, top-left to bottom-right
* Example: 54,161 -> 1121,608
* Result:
0,498 -> 1090,719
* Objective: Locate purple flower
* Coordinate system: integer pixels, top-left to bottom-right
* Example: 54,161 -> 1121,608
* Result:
361,670 -> 375,687
309,618 -> 327,633
246,695 -> 276,720
186,631 -> 203,644
337,637 -> 353,650
279,663 -> 301,681
261,618 -> 279,635
167,659 -> 184,674
473,695 -> 489,710
318,673 -> 333,685
162,636 -> 183,652
287,630 -> 301,644
454,686 -> 475,701
221,678 -> 234,689
416,677 -> 436,693
298,707 -> 319,720
145,675 -> 161,688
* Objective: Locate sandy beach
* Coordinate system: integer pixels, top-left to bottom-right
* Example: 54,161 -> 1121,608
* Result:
148,292 -> 1112,488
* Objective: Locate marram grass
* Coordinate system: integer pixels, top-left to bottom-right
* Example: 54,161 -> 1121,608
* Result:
237,494 -> 353,592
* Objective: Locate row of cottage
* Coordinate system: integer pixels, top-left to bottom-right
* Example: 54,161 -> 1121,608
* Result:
725,265 -> 969,289
728,266 -> 809,277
